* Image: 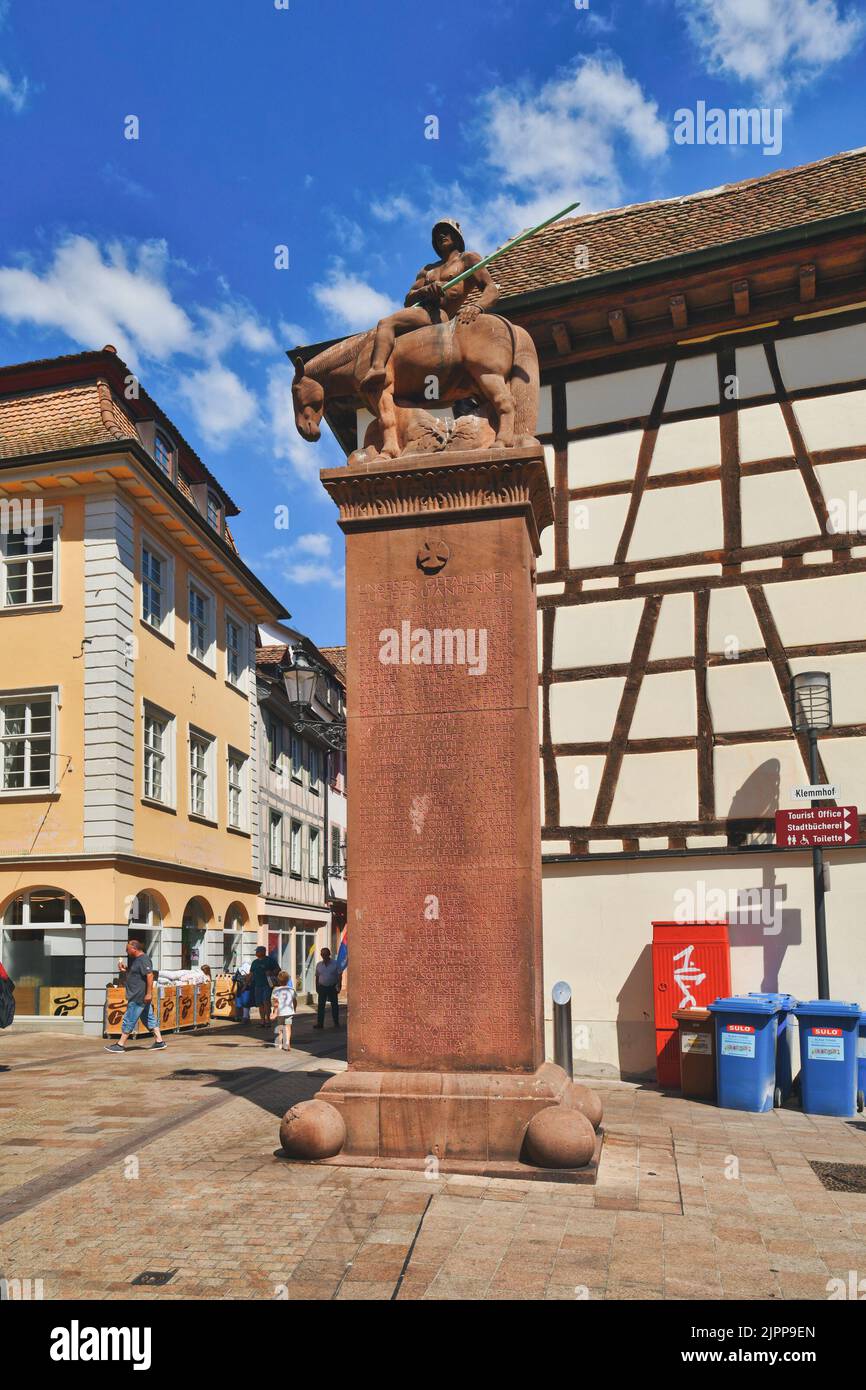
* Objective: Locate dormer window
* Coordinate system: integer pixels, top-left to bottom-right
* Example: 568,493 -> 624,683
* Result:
206,493 -> 222,532
154,431 -> 174,477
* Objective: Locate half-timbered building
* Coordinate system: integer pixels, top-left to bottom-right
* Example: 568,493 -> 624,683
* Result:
309,147 -> 866,1078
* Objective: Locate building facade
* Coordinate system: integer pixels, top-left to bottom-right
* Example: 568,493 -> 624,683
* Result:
0,347 -> 285,1032
310,148 -> 866,1078
255,629 -> 346,993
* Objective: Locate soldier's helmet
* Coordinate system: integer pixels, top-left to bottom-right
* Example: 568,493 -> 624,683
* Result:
432,219 -> 465,255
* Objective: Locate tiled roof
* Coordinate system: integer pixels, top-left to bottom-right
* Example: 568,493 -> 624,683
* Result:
0,381 -> 136,460
319,645 -> 346,680
492,147 -> 866,302
256,644 -> 289,669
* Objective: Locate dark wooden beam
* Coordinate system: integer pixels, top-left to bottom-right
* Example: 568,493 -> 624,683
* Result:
669,294 -> 688,329
551,322 -> 571,356
732,278 -> 750,316
799,263 -> 817,302
608,308 -> 628,343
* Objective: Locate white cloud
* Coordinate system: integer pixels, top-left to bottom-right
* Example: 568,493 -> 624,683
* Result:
312,262 -> 399,333
0,235 -> 195,366
677,0 -> 864,99
265,535 -> 344,590
178,363 -> 258,448
197,301 -> 276,359
0,67 -> 27,113
366,55 -> 669,246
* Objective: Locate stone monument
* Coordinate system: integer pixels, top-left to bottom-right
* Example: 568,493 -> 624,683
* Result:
281,219 -> 602,1176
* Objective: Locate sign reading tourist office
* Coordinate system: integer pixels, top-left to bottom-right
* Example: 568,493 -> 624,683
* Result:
776,807 -> 860,848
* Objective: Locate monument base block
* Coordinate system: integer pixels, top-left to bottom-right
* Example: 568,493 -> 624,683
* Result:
284,1062 -> 602,1180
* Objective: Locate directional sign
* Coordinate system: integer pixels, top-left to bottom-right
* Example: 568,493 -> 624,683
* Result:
776,806 -> 859,847
792,784 -> 838,802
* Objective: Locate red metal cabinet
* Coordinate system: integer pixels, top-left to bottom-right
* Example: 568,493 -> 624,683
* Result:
652,921 -> 731,1087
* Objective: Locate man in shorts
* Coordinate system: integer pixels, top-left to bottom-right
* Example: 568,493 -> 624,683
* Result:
104,938 -> 166,1052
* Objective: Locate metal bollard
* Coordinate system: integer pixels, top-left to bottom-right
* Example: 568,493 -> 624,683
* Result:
552,980 -> 573,1080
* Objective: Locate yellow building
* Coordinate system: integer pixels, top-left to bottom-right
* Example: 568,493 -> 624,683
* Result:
0,346 -> 286,1031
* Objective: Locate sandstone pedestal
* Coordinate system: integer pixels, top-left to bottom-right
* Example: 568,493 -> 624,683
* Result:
285,443 -> 601,1177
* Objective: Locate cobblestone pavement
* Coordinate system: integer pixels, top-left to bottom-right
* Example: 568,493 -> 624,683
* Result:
2,1020 -> 866,1301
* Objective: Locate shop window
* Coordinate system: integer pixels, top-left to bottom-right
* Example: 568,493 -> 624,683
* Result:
181,897 -> 210,970
0,888 -> 85,1018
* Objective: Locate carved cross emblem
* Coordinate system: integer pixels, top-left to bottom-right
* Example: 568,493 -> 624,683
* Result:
417,539 -> 450,573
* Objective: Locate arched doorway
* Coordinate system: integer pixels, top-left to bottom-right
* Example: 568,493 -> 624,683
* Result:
222,902 -> 248,973
181,896 -> 211,970
0,887 -> 86,1019
127,890 -> 168,969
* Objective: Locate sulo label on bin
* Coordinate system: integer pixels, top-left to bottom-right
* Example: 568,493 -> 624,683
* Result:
681,1031 -> 712,1055
721,1028 -> 756,1058
807,1028 -> 844,1062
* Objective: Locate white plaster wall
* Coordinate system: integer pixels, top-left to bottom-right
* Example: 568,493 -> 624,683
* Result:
609,750 -> 697,824
630,671 -> 697,738
649,592 -> 694,659
816,458 -> 866,534
738,403 -> 793,462
537,384 -> 552,436
650,415 -> 720,476
708,586 -> 764,653
664,354 -> 718,412
543,443 -> 555,486
555,753 -> 607,825
627,480 -> 723,561
740,470 -> 820,546
569,493 -> 631,568
819,735 -> 866,795
538,513 -> 556,572
549,677 -> 625,743
566,363 -> 664,429
707,662 -> 789,733
542,851 -> 866,1078
567,429 -> 641,488
764,573 -> 866,646
777,324 -> 866,390
794,390 -> 866,452
735,344 -> 775,398
714,740 -> 807,818
552,597 -> 643,668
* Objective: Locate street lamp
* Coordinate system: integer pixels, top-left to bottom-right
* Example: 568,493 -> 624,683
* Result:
282,647 -> 346,751
790,671 -> 833,999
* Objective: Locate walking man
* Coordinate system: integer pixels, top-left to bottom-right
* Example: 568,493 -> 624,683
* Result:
104,939 -> 166,1052
313,946 -> 342,1029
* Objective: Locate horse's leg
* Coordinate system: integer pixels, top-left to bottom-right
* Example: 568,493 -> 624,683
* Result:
375,372 -> 401,459
473,371 -> 515,447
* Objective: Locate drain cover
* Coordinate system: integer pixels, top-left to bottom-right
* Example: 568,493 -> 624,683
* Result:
131,1269 -> 178,1287
809,1161 -> 866,1193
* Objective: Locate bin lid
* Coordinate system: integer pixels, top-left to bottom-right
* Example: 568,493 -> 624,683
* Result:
708,995 -> 779,1015
792,999 -> 861,1017
748,991 -> 796,1007
673,1008 -> 712,1023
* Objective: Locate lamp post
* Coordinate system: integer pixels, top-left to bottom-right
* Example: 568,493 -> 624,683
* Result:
282,647 -> 346,752
791,671 -> 833,999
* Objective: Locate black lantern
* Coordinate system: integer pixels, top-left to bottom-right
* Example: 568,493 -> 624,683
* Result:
791,671 -> 832,734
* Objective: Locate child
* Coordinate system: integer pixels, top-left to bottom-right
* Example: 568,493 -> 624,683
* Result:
270,970 -> 296,1050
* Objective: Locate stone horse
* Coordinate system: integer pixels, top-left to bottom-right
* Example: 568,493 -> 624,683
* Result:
291,314 -> 540,461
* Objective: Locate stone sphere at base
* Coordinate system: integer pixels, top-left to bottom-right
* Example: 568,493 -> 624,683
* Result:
279,1099 -> 346,1160
523,1105 -> 596,1169
561,1081 -> 604,1131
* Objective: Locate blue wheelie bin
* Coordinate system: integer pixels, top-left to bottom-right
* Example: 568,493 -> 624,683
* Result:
793,1000 -> 861,1117
748,992 -> 796,1106
859,1014 -> 866,1113
709,996 -> 780,1112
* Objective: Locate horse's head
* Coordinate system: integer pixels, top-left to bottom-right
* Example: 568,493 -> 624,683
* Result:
291,356 -> 325,441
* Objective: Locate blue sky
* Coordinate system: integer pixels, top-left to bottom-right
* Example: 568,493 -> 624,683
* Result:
0,0 -> 864,643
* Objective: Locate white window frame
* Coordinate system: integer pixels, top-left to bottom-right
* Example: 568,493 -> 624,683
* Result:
154,429 -> 176,479
0,504 -> 62,610
308,825 -> 321,882
225,611 -> 246,692
188,577 -> 216,669
188,726 -> 216,821
206,492 -> 223,534
227,746 -> 248,831
309,743 -> 320,795
0,688 -> 57,795
269,810 -> 283,872
290,731 -> 303,783
141,533 -> 175,640
142,701 -> 175,807
290,818 -> 302,877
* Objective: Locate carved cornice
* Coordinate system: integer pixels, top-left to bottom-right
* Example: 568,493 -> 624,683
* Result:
320,445 -> 554,553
